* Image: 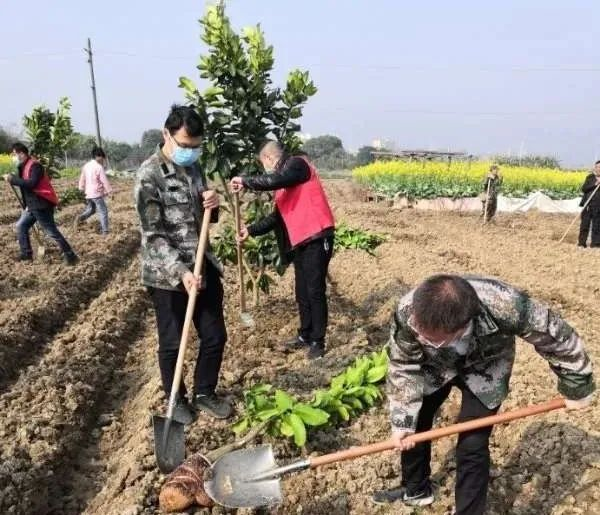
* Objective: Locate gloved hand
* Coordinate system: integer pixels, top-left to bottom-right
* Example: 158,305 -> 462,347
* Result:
565,393 -> 594,410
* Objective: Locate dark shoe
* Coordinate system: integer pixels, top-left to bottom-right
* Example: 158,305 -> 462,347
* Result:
372,485 -> 434,506
307,341 -> 325,360
64,253 -> 79,266
282,335 -> 309,350
192,393 -> 232,419
16,254 -> 33,262
173,397 -> 196,425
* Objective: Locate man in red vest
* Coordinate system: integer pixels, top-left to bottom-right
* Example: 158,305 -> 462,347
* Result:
231,140 -> 335,359
5,142 -> 78,264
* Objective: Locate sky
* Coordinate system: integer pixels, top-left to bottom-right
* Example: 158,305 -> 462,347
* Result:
1,0 -> 599,167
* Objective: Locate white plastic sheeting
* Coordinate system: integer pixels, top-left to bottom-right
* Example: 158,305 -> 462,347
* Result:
392,192 -> 582,213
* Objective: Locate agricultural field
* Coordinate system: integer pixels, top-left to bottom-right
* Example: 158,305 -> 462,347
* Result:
353,160 -> 587,200
0,178 -> 599,515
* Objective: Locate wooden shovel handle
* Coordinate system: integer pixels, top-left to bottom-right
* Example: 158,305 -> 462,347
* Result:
309,398 -> 565,469
166,208 -> 212,418
233,192 -> 246,311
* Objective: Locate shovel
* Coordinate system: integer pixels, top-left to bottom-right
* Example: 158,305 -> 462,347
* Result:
10,184 -> 46,258
558,182 -> 600,243
482,177 -> 492,224
153,207 -> 212,474
204,397 -> 566,508
233,191 -> 254,327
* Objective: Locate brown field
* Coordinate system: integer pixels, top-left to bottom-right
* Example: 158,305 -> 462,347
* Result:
0,179 -> 598,515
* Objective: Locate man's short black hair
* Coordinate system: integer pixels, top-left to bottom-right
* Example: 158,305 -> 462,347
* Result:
164,104 -> 203,137
595,160 -> 600,166
412,274 -> 481,332
11,142 -> 29,155
92,147 -> 106,159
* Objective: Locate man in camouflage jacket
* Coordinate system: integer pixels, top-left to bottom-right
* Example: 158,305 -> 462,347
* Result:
134,105 -> 231,423
374,274 -> 594,514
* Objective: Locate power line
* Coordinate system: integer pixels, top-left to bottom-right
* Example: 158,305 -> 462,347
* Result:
2,50 -> 600,73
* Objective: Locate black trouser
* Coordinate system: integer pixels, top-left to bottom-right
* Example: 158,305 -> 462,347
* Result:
148,264 -> 227,399
481,197 -> 497,220
401,379 -> 499,515
292,235 -> 334,343
578,208 -> 600,247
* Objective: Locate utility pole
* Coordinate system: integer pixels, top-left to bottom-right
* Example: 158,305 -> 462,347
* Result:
84,38 -> 102,148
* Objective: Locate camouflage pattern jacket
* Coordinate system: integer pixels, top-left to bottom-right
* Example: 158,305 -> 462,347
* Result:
388,275 -> 595,432
134,146 -> 221,291
482,174 -> 502,199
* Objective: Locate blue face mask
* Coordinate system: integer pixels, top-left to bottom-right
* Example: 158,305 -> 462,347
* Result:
169,134 -> 201,167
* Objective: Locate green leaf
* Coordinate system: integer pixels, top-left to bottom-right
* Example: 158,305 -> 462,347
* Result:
330,374 -> 346,390
337,406 -> 350,421
292,404 -> 330,426
249,384 -> 273,395
366,364 -> 388,383
275,389 -> 296,412
280,416 -> 294,437
345,366 -> 364,387
288,412 -> 306,447
257,408 -> 281,421
179,76 -> 199,96
231,418 -> 249,435
345,397 -> 364,410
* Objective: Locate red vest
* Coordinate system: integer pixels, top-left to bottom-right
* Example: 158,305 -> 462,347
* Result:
22,158 -> 59,205
274,157 -> 335,246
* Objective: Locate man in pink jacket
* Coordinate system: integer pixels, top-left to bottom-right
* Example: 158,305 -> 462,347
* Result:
75,147 -> 112,234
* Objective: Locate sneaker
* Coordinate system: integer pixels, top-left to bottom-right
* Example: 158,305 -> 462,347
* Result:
64,253 -> 80,266
307,341 -> 325,360
16,254 -> 33,262
372,485 -> 434,507
192,393 -> 232,419
282,335 -> 309,350
172,397 -> 197,425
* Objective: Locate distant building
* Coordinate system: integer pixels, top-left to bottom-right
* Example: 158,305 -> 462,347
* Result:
372,138 -> 395,151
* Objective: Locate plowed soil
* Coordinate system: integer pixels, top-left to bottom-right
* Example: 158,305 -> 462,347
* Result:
0,179 -> 598,515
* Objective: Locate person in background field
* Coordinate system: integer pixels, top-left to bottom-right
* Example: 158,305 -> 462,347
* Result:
230,141 -> 335,360
134,104 -> 231,423
5,142 -> 79,265
75,147 -> 112,234
481,164 -> 502,221
374,274 -> 594,514
577,160 -> 600,248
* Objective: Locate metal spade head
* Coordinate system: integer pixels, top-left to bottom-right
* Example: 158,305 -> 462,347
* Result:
204,445 -> 283,508
152,414 -> 185,474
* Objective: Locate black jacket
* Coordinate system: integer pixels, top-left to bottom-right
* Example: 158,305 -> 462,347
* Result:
580,174 -> 600,211
244,155 -> 333,263
9,158 -> 54,210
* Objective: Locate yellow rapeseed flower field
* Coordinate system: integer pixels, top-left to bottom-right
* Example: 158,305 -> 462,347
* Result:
352,161 -> 587,200
0,154 -> 14,176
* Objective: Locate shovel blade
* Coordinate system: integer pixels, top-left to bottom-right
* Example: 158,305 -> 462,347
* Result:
152,415 -> 185,473
204,445 -> 283,508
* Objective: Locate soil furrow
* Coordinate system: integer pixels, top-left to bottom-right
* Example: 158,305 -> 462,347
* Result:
0,259 -> 148,515
0,229 -> 140,390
